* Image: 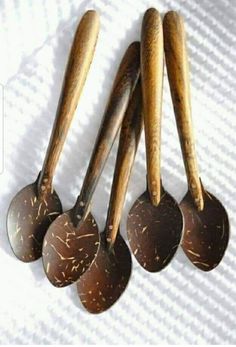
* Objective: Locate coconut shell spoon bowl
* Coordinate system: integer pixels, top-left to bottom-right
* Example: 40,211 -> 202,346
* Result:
42,42 -> 140,287
77,80 -> 143,314
7,10 -> 100,262
163,11 -> 229,271
127,8 -> 183,272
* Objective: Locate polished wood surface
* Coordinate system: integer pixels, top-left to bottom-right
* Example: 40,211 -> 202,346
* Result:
76,80 -> 143,313
38,10 -> 100,197
41,42 -> 140,287
73,42 -> 140,225
141,8 -> 164,206
163,11 -> 204,211
106,80 -> 143,248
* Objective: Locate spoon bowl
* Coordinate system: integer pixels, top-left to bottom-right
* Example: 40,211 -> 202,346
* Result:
77,231 -> 131,313
42,210 -> 99,287
128,185 -> 183,272
7,178 -> 62,262
181,188 -> 229,271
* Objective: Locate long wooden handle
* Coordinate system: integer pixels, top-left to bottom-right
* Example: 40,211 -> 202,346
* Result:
163,11 -> 204,211
106,80 -> 143,249
73,42 -> 140,225
141,8 -> 164,206
38,10 -> 100,197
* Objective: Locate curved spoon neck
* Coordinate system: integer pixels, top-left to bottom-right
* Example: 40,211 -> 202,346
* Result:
188,177 -> 204,211
148,185 -> 161,206
146,176 -> 162,206
72,199 -> 90,227
105,216 -> 119,245
37,171 -> 53,199
195,196 -> 204,212
105,231 -> 116,253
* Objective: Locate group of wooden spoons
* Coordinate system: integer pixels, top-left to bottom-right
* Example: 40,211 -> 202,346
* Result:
7,8 -> 230,314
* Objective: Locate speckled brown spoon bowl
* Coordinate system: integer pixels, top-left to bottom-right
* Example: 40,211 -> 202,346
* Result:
7,11 -> 100,262
163,11 -> 229,271
42,42 -> 140,287
127,8 -> 183,273
77,80 -> 143,314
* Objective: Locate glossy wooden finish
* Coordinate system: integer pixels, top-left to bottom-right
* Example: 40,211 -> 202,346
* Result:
7,10 -> 99,262
38,10 -> 100,197
163,10 -> 203,211
72,41 -> 140,226
141,8 -> 163,206
163,11 -> 229,271
42,42 -> 140,287
77,80 -> 143,314
106,80 -> 143,248
127,9 -> 183,273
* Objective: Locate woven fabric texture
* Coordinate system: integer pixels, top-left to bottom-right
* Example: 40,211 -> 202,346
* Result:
0,0 -> 236,344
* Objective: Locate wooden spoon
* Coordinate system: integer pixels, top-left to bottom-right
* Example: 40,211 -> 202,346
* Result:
127,8 -> 183,272
77,80 -> 143,314
163,11 -> 230,271
7,10 -> 100,262
42,42 -> 140,287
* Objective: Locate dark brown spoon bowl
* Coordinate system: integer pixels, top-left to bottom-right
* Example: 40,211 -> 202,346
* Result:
181,188 -> 229,271
42,209 -> 99,287
7,177 -> 62,262
77,231 -> 131,314
127,185 -> 183,272
7,11 -> 100,263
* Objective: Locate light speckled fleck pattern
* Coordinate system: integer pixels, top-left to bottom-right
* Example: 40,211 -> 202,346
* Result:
127,188 -> 183,272
181,189 -> 229,271
1,0 -> 236,344
7,181 -> 62,262
42,210 -> 99,287
77,231 -> 132,314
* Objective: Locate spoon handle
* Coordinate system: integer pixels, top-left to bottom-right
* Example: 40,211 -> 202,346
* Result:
106,80 -> 143,248
163,11 -> 204,211
141,8 -> 163,206
38,10 -> 100,196
73,42 -> 140,225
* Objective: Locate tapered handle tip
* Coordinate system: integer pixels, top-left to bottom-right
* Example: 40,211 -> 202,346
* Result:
141,7 -> 163,207
143,8 -> 162,27
163,11 -> 184,29
79,10 -> 100,35
84,9 -> 100,22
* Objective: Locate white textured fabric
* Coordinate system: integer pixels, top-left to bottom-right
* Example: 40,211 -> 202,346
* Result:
1,0 -> 236,344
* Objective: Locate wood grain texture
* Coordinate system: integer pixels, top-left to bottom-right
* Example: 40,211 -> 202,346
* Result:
41,43 -> 140,287
105,80 -> 143,248
77,80 -> 142,313
38,10 -> 100,197
141,8 -> 164,206
163,11 -> 204,211
73,42 -> 140,226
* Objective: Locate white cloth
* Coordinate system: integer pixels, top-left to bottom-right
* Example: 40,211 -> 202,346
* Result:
1,0 -> 236,344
